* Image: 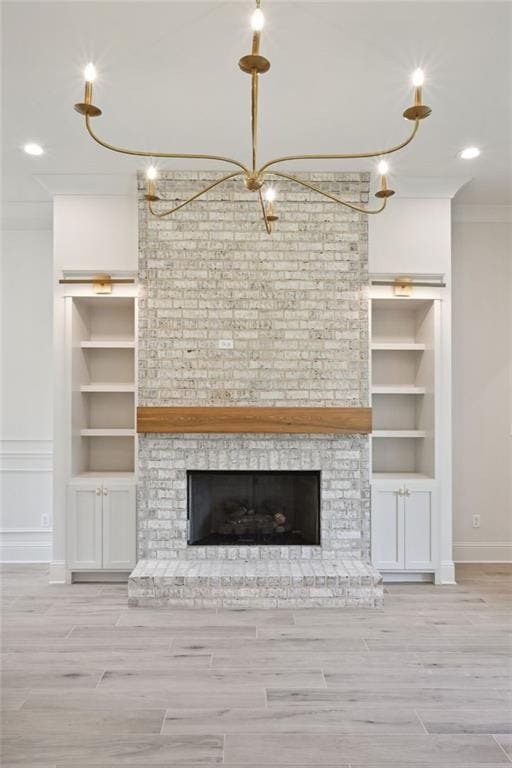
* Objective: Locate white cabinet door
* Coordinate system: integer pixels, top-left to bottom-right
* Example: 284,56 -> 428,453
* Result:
372,487 -> 404,569
68,486 -> 102,569
404,488 -> 435,569
102,483 -> 136,570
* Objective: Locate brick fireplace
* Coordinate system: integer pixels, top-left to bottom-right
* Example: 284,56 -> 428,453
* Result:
129,170 -> 383,607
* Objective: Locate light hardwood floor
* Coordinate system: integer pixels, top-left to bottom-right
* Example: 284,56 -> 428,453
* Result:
1,563 -> 511,766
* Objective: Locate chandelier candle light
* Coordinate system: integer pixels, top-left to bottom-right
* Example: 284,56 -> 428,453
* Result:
74,0 -> 431,234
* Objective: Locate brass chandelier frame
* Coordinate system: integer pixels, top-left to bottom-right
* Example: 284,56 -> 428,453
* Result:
75,0 -> 431,234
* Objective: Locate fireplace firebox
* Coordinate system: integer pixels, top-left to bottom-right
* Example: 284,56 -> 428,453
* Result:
187,470 -> 320,546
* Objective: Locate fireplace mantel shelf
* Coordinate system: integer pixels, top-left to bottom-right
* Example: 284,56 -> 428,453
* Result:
137,406 -> 372,435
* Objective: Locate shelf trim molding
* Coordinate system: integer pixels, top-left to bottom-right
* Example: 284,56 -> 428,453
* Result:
373,430 -> 426,438
372,386 -> 426,395
137,406 -> 372,435
371,342 -> 426,351
80,429 -> 135,437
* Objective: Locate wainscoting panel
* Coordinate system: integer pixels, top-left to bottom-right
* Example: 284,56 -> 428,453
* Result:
0,439 -> 52,562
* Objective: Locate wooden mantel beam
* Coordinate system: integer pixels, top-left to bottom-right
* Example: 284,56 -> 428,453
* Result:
137,406 -> 372,435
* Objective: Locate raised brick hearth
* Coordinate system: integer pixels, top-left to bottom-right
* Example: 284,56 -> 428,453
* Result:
129,559 -> 383,608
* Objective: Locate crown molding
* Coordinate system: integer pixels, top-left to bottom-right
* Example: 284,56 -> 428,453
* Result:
34,173 -> 136,198
34,172 -> 471,201
452,204 -> 512,224
1,201 -> 53,231
387,176 -> 470,199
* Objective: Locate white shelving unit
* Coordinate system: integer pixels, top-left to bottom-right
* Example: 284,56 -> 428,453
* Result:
65,293 -> 137,578
70,297 -> 136,477
371,298 -> 437,479
370,294 -> 443,582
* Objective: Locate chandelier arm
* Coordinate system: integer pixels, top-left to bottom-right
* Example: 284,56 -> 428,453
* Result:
257,119 -> 420,174
269,171 -> 388,215
147,171 -> 243,219
84,115 -> 250,174
258,188 -> 272,235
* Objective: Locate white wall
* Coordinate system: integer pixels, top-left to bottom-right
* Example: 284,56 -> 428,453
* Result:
452,220 -> 512,562
369,198 -> 452,276
1,230 -> 53,561
53,196 -> 138,271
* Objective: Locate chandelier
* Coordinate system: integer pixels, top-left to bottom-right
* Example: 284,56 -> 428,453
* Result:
74,1 -> 431,234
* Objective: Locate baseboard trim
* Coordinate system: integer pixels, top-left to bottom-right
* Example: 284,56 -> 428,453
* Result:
72,571 -> 129,583
49,560 -> 66,584
438,560 -> 456,585
0,530 -> 52,563
454,542 -> 512,563
382,572 -> 434,583
455,560 -> 512,564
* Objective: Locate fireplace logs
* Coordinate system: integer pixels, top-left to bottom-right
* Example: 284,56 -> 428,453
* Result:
218,498 -> 290,537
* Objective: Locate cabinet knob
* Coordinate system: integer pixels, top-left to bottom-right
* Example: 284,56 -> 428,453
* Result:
96,488 -> 101,496
103,488 -> 108,496
396,488 -> 405,496
405,488 -> 411,496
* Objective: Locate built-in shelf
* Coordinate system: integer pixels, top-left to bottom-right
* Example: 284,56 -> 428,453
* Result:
371,298 -> 436,478
373,430 -> 426,439
71,471 -> 136,480
80,429 -> 135,437
372,386 -> 426,395
80,383 -> 135,393
371,342 -> 426,351
81,340 -> 135,349
372,472 -> 434,481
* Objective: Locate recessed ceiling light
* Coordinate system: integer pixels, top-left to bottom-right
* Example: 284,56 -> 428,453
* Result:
23,142 -> 44,156
458,146 -> 480,160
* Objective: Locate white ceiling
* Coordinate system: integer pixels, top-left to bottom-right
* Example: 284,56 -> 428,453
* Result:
2,1 -> 511,212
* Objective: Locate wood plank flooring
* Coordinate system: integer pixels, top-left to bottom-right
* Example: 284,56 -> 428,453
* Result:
1,563 -> 511,766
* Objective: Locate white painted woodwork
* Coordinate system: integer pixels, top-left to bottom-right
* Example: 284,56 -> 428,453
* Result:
404,487 -> 435,569
102,483 -> 136,570
68,480 -> 136,571
370,298 -> 438,478
55,288 -> 138,577
371,487 -> 403,570
371,342 -> 426,351
372,482 -> 437,573
70,296 -> 136,477
80,384 -> 135,393
372,386 -> 426,395
67,485 -> 102,569
80,341 -> 136,349
370,292 -> 448,581
80,429 -> 135,437
373,430 -> 426,439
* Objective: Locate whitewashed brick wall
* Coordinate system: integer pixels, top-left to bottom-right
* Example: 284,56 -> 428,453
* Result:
137,171 -> 371,561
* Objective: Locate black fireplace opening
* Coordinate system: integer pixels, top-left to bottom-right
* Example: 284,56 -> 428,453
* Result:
187,470 -> 320,546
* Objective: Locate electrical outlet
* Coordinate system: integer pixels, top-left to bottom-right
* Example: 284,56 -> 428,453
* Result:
218,339 -> 234,349
41,514 -> 50,528
472,514 -> 481,528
